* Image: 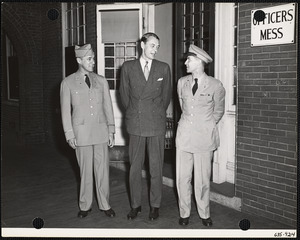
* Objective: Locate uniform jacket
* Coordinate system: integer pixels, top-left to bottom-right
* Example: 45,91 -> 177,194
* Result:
176,73 -> 225,153
60,71 -> 115,146
119,59 -> 172,137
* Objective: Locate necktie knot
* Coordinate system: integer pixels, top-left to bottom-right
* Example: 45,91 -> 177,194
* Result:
85,74 -> 91,88
192,78 -> 198,95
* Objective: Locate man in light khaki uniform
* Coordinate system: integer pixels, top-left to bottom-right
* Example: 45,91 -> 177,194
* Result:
60,44 -> 116,218
176,44 -> 225,227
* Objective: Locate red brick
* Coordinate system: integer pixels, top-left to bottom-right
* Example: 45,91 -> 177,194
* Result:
268,169 -> 285,177
275,190 -> 294,200
266,193 -> 284,203
261,73 -> 278,79
251,189 -> 267,198
266,206 -> 283,215
280,59 -> 296,65
258,173 -> 275,181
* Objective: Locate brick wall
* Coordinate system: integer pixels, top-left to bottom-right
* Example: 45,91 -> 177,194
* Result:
41,3 -> 64,144
236,3 -> 297,227
2,2 -> 45,144
86,3 -> 98,72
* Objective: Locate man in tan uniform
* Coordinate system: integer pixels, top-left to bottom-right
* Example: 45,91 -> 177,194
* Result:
176,44 -> 225,226
60,44 -> 116,218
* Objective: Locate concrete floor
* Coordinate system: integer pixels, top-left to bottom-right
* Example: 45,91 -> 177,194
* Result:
1,132 -> 294,238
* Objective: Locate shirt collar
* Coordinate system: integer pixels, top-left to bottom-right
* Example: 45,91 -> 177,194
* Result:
192,72 -> 206,84
140,57 -> 152,70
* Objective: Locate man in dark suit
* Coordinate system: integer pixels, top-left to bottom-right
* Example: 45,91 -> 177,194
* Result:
119,32 -> 172,221
60,44 -> 116,219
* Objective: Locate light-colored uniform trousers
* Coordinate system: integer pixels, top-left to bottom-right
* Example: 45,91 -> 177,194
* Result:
176,149 -> 213,219
128,134 -> 165,208
75,142 -> 110,211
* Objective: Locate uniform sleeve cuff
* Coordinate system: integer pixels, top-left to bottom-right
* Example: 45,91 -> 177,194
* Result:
108,125 -> 115,134
65,130 -> 75,141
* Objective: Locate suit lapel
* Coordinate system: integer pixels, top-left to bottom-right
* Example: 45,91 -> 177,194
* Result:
147,59 -> 158,83
133,59 -> 146,82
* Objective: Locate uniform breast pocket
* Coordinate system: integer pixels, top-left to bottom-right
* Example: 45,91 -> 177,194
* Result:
198,94 -> 213,104
71,90 -> 84,106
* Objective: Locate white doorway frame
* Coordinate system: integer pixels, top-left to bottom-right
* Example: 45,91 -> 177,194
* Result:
96,3 -> 143,146
213,3 -> 237,184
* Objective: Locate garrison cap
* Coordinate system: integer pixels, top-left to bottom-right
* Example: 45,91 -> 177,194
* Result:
187,44 -> 213,63
75,44 -> 94,58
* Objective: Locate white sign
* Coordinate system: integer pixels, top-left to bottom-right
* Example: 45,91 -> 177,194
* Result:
251,3 -> 296,47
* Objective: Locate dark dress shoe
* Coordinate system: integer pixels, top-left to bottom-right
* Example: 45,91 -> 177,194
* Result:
127,206 -> 141,220
101,208 -> 116,217
149,207 -> 159,220
202,217 -> 213,227
179,217 -> 190,226
78,209 -> 92,218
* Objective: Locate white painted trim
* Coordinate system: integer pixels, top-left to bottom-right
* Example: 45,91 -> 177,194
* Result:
96,3 -> 143,146
61,3 -> 66,78
213,3 -> 236,185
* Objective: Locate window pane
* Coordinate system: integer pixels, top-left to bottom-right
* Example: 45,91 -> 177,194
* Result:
203,12 -> 210,25
185,27 -> 191,40
73,28 -> 77,45
116,46 -> 125,57
105,69 -> 114,78
194,3 -> 200,13
67,11 -> 71,29
185,15 -> 190,29
116,58 -> 125,69
185,3 -> 191,14
126,46 -> 136,56
115,79 -> 120,90
68,29 -> 72,46
105,46 -> 114,56
105,58 -> 114,68
79,6 -> 84,26
72,9 -> 77,28
194,13 -> 200,27
107,80 -> 114,89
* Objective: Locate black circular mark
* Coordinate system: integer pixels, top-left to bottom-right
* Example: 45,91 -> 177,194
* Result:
32,217 -> 44,229
47,8 -> 59,21
254,10 -> 265,22
239,219 -> 250,231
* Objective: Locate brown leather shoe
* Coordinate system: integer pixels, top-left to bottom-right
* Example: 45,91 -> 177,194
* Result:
101,208 -> 116,217
202,217 -> 213,227
127,206 -> 141,220
78,209 -> 92,218
149,207 -> 159,220
179,217 -> 190,226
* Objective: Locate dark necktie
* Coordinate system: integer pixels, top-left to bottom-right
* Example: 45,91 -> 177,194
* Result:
192,78 -> 198,95
144,61 -> 150,80
85,74 -> 91,88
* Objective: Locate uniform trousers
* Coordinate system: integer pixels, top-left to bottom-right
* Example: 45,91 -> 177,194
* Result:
128,134 -> 165,208
75,143 -> 110,211
176,149 -> 213,219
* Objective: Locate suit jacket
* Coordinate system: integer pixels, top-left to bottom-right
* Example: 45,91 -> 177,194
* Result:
176,73 -> 225,153
119,59 -> 172,137
60,71 -> 115,146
